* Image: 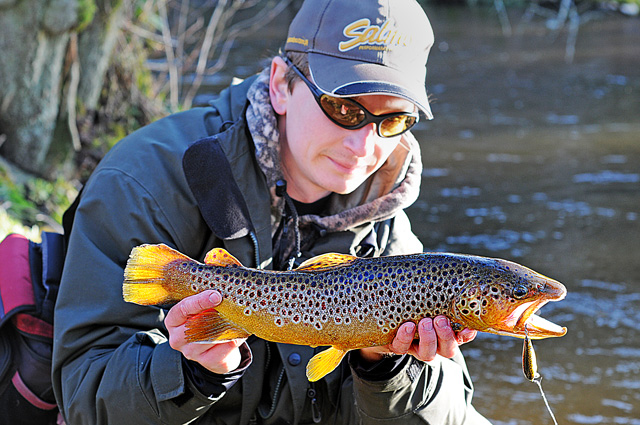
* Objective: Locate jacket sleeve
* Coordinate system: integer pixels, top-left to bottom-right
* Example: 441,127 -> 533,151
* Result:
52,167 -> 222,424
350,351 -> 490,424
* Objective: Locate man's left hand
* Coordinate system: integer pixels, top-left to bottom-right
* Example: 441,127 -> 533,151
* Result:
358,316 -> 477,363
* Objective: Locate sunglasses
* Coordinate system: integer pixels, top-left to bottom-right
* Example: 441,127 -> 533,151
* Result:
284,58 -> 419,138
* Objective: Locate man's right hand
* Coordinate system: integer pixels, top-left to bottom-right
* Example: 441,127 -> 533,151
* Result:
165,290 -> 247,374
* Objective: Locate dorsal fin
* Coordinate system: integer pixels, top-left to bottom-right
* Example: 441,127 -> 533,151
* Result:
296,253 -> 359,272
204,248 -> 243,267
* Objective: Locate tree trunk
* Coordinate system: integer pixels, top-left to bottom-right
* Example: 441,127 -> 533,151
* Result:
78,3 -> 124,108
49,0 -> 126,178
0,0 -> 125,179
0,0 -> 74,176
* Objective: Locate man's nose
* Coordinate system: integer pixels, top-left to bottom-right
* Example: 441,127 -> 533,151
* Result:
345,123 -> 378,156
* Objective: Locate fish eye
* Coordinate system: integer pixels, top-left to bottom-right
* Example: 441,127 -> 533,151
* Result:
513,285 -> 528,299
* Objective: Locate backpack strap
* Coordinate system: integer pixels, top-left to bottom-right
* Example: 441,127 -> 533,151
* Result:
0,234 -> 34,326
36,232 -> 65,324
11,371 -> 58,410
0,232 -> 64,339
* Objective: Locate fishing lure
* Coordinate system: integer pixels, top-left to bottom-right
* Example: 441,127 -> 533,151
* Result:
522,331 -> 541,382
523,327 -> 559,425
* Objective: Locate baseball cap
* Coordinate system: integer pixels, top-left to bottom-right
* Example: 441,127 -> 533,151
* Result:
284,0 -> 435,119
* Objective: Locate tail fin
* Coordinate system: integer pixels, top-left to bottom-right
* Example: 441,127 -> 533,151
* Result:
123,244 -> 194,306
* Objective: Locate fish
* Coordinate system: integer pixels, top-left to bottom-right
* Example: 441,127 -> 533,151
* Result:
123,243 -> 567,381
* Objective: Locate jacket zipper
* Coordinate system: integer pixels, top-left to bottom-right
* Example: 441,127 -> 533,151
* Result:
249,230 -> 260,269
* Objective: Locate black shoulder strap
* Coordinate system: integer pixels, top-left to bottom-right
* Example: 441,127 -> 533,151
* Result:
183,134 -> 255,241
62,187 -> 82,245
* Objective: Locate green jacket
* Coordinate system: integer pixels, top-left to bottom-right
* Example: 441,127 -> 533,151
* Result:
52,76 -> 489,424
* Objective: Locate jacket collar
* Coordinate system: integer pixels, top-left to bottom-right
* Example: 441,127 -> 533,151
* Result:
182,127 -> 255,240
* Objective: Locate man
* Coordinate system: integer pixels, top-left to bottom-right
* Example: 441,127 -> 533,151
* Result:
52,0 -> 491,423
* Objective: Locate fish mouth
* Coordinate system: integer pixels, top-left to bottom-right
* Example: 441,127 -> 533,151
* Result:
511,278 -> 567,339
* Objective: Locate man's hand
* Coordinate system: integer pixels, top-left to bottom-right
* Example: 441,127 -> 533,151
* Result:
165,290 -> 247,374
358,316 -> 477,364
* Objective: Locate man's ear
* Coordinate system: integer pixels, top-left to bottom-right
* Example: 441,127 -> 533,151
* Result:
269,56 -> 290,116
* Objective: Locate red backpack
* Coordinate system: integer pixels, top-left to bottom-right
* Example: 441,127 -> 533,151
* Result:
0,232 -> 65,425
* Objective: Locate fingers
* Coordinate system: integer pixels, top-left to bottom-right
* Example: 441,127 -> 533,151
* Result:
433,316 -> 458,359
457,328 -> 478,345
166,290 -> 221,352
164,290 -> 246,374
414,318 -> 438,361
165,290 -> 222,328
402,316 -> 469,362
389,322 -> 417,355
181,338 -> 247,374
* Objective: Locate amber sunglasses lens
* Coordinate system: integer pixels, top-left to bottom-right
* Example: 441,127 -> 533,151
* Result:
319,95 -> 365,127
379,115 -> 417,137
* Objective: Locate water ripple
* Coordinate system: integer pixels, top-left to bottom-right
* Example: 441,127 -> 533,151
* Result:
573,170 -> 640,184
568,414 -> 640,425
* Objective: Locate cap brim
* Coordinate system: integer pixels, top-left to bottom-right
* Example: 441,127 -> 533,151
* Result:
308,53 -> 433,120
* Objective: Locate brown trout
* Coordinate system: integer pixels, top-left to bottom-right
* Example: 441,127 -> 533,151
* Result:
123,244 -> 567,381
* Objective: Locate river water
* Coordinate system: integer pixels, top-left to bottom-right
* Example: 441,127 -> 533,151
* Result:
409,6 -> 640,425
203,4 -> 640,424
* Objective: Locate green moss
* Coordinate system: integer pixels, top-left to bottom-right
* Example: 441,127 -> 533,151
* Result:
0,165 -> 78,236
0,209 -> 42,242
76,0 -> 97,31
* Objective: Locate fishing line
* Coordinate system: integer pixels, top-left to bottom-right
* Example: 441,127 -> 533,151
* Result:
524,326 -> 559,425
533,376 -> 559,425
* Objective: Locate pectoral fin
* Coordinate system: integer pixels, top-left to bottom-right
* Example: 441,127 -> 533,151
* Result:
306,347 -> 348,382
184,309 -> 250,343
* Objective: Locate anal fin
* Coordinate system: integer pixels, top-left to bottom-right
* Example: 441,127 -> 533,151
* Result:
184,309 -> 250,343
306,347 -> 348,382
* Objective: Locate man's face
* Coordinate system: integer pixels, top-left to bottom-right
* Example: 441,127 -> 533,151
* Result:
269,57 -> 416,203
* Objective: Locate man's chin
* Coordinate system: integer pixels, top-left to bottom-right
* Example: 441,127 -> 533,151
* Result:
329,177 -> 369,195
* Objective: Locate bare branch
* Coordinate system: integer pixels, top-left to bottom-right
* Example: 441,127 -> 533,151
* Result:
122,20 -> 169,46
182,0 -> 294,108
66,33 -> 81,151
158,0 -> 179,111
176,0 -> 190,78
129,0 -> 294,110
182,0 -> 230,109
209,0 -> 293,75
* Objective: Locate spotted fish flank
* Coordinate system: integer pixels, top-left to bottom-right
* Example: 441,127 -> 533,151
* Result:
123,244 -> 567,381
